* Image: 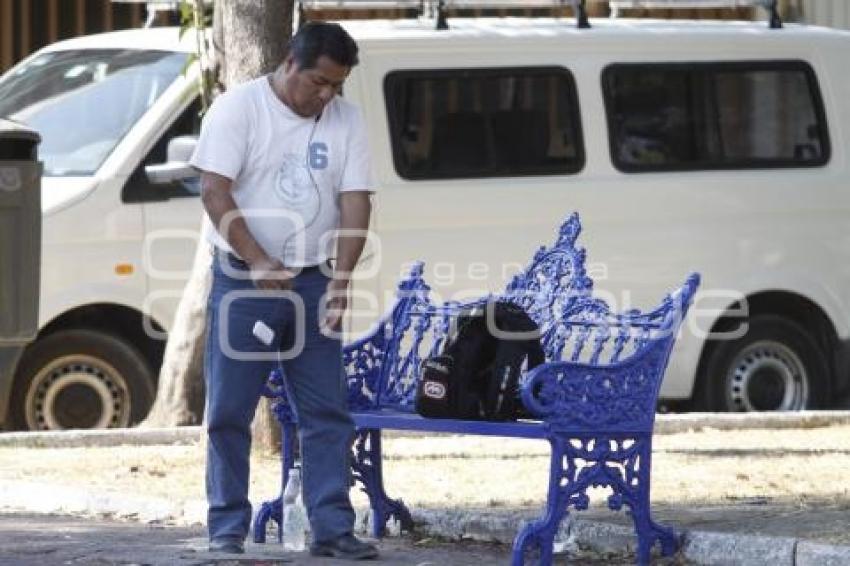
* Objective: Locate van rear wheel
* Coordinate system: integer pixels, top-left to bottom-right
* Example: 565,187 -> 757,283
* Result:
699,315 -> 827,412
10,329 -> 155,430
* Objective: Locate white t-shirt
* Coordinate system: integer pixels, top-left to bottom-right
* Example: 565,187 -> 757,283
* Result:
190,76 -> 374,267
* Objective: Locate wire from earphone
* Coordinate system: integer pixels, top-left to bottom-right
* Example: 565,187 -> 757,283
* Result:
280,112 -> 323,262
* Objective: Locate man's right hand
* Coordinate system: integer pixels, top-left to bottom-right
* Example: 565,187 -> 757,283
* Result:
248,256 -> 295,290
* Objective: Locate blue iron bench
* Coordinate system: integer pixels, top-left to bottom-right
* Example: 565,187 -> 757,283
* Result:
254,213 -> 700,565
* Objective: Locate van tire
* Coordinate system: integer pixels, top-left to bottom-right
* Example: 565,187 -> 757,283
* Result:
9,329 -> 156,431
698,315 -> 827,412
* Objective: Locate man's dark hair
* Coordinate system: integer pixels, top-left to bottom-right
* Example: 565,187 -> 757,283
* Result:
289,21 -> 359,70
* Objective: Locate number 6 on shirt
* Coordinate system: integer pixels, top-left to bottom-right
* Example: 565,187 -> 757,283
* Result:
309,142 -> 329,170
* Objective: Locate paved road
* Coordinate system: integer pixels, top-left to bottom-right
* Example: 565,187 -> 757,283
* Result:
0,513 -> 652,565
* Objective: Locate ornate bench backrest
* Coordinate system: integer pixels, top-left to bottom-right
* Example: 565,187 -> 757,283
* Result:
343,213 -> 699,417
502,213 -> 593,332
499,214 -> 697,372
500,212 -> 598,362
519,275 -> 699,431
344,262 -> 454,411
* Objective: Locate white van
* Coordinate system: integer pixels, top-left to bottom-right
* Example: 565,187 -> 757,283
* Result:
1,15 -> 848,430
0,28 -> 202,430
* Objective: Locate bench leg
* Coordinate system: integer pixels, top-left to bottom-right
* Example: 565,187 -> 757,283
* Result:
625,441 -> 680,565
253,496 -> 282,544
511,435 -> 571,566
513,434 -> 680,566
631,508 -> 679,566
253,421 -> 297,544
351,428 -> 414,538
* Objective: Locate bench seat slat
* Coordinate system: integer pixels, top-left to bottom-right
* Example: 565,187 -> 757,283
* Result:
352,410 -> 548,439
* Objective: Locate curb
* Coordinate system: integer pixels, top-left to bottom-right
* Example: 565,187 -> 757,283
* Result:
0,426 -> 203,448
796,541 -> 850,566
4,411 -> 850,448
0,480 -> 205,524
3,479 -> 850,565
653,410 -> 850,435
682,530 -> 798,566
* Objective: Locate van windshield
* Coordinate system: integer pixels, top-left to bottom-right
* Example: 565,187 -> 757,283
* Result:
0,48 -> 187,176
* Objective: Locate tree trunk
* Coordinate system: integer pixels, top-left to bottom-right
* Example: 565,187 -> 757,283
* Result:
142,0 -> 294,457
215,0 -> 293,88
140,236 -> 210,427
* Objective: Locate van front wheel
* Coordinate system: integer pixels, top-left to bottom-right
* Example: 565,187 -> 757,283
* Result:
10,330 -> 156,430
699,315 -> 828,412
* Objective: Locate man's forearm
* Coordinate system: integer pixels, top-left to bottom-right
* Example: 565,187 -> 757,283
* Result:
201,174 -> 269,265
334,192 -> 372,281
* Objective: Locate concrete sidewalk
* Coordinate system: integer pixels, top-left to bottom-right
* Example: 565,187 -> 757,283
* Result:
2,478 -> 848,565
0,513 -> 528,566
3,413 -> 850,564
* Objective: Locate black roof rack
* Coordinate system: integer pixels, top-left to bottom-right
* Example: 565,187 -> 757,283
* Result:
113,0 -> 785,34
299,0 -> 593,30
295,0 -> 782,31
608,0 -> 783,29
574,0 -> 590,28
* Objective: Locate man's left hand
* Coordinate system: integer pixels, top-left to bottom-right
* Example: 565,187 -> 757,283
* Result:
321,278 -> 349,337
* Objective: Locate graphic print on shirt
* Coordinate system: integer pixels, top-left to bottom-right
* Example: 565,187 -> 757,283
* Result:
275,152 -> 321,230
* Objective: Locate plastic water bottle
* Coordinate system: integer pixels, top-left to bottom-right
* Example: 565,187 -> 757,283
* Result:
282,466 -> 308,552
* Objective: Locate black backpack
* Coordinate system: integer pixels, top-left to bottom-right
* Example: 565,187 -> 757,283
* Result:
415,301 -> 545,421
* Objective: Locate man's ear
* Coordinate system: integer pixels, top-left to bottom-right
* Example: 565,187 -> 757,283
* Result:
283,55 -> 296,73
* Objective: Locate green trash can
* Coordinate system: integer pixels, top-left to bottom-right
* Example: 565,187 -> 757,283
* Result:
0,119 -> 41,428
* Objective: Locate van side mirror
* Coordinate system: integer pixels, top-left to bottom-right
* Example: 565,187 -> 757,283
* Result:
145,136 -> 198,184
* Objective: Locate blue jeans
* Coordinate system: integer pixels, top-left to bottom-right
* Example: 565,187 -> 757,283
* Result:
204,253 -> 355,543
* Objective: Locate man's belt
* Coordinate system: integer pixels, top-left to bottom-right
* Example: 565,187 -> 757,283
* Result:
225,252 -> 331,276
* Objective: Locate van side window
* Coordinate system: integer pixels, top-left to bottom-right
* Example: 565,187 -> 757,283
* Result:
122,97 -> 202,203
384,67 -> 584,180
603,61 -> 830,172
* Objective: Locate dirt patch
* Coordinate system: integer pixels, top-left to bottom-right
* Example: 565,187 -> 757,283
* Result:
2,424 -> 850,544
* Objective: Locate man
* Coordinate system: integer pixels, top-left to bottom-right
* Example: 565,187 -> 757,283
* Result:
190,22 -> 378,560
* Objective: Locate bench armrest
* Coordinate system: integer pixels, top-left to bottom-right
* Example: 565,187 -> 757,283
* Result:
519,336 -> 673,433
